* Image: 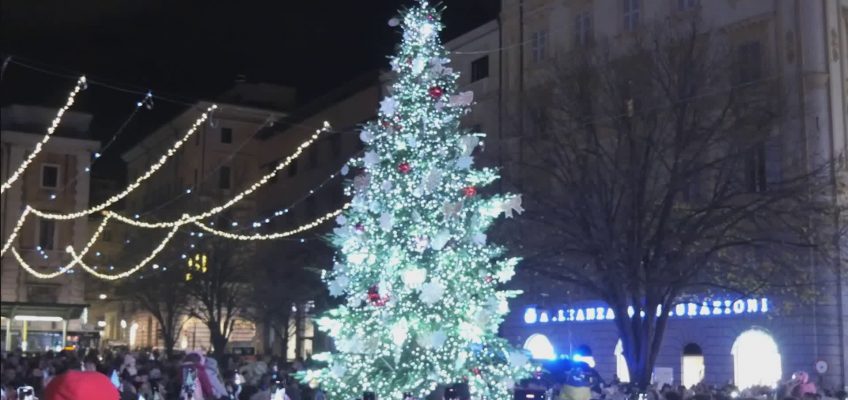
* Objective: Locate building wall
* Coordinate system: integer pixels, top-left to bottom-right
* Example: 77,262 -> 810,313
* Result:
1,108 -> 99,350
1,130 -> 99,310
489,0 -> 848,390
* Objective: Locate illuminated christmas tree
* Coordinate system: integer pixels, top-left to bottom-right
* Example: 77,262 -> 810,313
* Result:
303,2 -> 531,398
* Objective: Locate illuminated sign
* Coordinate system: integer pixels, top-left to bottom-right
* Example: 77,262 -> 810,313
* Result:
523,298 -> 769,324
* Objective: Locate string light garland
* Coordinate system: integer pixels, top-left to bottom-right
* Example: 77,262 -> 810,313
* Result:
26,105 -> 217,220
0,207 -> 32,257
50,91 -> 154,200
0,76 -> 87,194
65,224 -> 181,280
192,203 -> 350,240
8,214 -> 112,279
103,126 -> 330,229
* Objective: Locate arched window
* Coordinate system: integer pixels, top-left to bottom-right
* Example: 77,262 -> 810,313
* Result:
523,334 -> 556,360
614,340 -> 631,383
681,343 -> 705,388
732,329 -> 781,389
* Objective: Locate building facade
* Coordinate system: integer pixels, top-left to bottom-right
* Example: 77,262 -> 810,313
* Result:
0,105 -> 101,351
488,0 -> 847,392
101,84 -> 294,353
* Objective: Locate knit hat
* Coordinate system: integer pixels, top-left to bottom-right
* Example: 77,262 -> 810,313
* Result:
44,370 -> 120,400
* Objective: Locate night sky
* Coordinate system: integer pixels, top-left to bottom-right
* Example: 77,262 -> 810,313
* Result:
0,0 -> 499,179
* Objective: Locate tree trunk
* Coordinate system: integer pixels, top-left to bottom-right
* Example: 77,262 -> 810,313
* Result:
294,304 -> 305,360
162,330 -> 176,358
208,323 -> 229,360
618,309 -> 670,393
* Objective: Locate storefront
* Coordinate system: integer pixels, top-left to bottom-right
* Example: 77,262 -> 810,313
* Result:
501,294 -> 847,391
1,301 -> 91,352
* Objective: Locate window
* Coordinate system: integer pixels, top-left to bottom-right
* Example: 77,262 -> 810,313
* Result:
38,219 -> 56,250
219,166 -> 231,190
531,30 -> 548,63
288,159 -> 299,177
745,142 -> 767,192
678,0 -> 699,11
523,334 -> 556,360
41,164 -> 59,189
623,0 -> 640,32
470,56 -> 489,82
309,145 -> 320,169
682,343 -> 705,389
614,340 -> 631,383
737,41 -> 763,83
575,10 -> 593,46
732,329 -> 782,389
27,284 -> 59,303
330,134 -> 343,158
220,127 -> 233,144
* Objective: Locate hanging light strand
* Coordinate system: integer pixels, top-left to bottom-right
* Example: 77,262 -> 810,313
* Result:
0,76 -> 87,194
192,203 -> 350,240
104,127 -> 329,229
65,224 -> 181,280
8,214 -> 112,279
27,105 -> 217,220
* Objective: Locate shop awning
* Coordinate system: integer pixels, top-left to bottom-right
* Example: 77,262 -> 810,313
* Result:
1,301 -> 89,321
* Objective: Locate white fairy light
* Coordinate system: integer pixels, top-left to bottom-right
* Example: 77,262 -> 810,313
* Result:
191,203 -> 350,241
0,76 -> 87,194
26,105 -> 216,221
8,213 -> 112,279
1,106 -> 215,258
65,224 -> 180,280
104,128 -> 329,229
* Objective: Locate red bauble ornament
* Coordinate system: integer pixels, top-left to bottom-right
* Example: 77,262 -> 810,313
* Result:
484,275 -> 494,284
428,86 -> 444,100
398,162 -> 412,174
463,186 -> 477,197
354,223 -> 365,233
367,285 -> 389,306
367,285 -> 380,299
472,367 -> 482,376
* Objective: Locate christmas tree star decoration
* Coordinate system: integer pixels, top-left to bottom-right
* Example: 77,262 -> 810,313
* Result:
302,2 -> 531,399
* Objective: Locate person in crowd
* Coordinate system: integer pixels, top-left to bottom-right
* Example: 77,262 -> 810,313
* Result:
43,370 -> 119,400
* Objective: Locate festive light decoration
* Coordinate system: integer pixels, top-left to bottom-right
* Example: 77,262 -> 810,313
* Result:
301,3 -> 530,399
26,105 -> 217,221
102,127 -> 329,229
0,76 -> 87,194
8,213 -> 112,279
192,204 -> 350,240
65,224 -> 181,280
0,106 -> 214,261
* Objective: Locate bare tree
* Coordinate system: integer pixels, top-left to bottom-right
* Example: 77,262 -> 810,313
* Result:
119,265 -> 189,357
184,234 -> 250,360
508,18 -> 835,389
249,237 -> 332,359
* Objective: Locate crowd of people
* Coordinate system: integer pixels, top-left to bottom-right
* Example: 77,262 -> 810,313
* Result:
2,347 -> 847,400
523,360 -> 847,400
0,347 -> 314,400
